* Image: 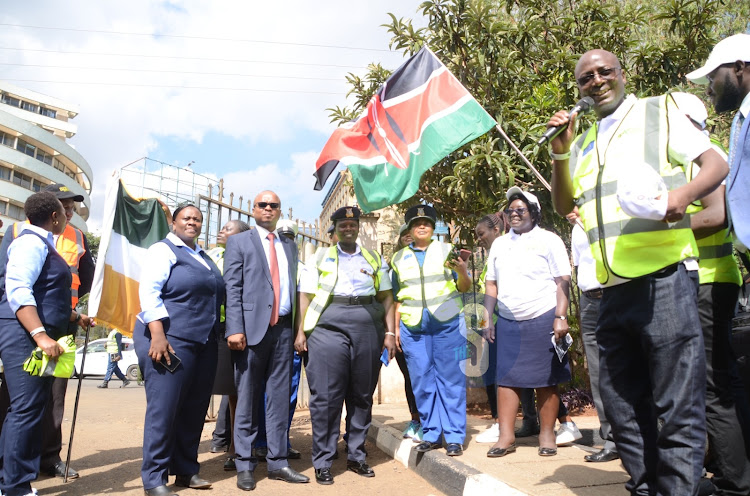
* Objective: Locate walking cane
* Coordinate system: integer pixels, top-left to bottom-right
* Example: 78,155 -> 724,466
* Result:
64,321 -> 91,483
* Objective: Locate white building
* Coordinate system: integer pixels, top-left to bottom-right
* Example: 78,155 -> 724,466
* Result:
0,81 -> 92,233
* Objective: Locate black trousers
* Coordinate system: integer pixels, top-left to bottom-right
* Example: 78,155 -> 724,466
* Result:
697,283 -> 750,495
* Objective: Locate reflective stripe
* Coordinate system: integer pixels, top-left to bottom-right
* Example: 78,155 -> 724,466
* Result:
698,243 -> 734,260
400,291 -> 460,308
586,216 -> 691,244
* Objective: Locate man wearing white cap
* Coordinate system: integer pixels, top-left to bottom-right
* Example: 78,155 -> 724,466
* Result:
687,33 -> 750,252
545,49 -> 728,495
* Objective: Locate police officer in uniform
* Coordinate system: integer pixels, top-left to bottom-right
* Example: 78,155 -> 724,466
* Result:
295,206 -> 395,485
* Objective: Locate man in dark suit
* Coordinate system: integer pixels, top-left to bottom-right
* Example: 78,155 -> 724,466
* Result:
223,190 -> 309,490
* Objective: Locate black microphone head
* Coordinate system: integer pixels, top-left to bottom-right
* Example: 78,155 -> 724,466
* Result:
576,96 -> 595,113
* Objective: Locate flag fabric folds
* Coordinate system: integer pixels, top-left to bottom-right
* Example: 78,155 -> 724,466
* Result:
314,46 -> 497,212
88,173 -> 169,336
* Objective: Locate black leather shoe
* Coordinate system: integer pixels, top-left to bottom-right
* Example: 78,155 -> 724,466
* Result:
413,441 -> 441,453
253,446 -> 268,461
210,443 -> 229,453
347,460 -> 375,477
538,446 -> 557,456
174,474 -> 211,489
445,443 -> 463,456
237,470 -> 256,491
514,422 -> 540,437
487,443 -> 517,458
584,448 -> 619,462
224,456 -> 236,471
288,447 -> 302,459
144,486 -> 177,496
268,466 -> 310,483
44,461 -> 79,479
315,468 -> 334,485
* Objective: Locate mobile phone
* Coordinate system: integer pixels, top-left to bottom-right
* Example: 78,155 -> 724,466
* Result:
157,351 -> 181,373
459,249 -> 471,261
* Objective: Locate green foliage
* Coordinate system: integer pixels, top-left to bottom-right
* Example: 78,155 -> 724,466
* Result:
84,231 -> 100,262
329,0 -> 745,239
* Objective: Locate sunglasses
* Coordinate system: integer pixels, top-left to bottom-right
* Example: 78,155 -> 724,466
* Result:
504,207 -> 529,216
256,202 -> 280,209
576,67 -> 621,87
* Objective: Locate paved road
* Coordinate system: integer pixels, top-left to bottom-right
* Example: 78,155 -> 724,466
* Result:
31,378 -> 445,495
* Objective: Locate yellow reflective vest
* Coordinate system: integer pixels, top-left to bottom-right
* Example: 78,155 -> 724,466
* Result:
572,95 -> 698,284
303,245 -> 382,333
391,241 -> 462,327
106,329 -> 121,354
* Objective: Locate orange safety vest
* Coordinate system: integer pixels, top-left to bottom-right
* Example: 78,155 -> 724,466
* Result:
13,222 -> 85,307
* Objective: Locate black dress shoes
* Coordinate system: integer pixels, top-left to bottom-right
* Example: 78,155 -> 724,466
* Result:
268,466 -> 310,483
487,443 -> 517,458
210,443 -> 228,453
347,460 -> 375,477
538,446 -> 557,457
514,421 -> 540,437
413,441 -> 441,453
253,446 -> 268,461
445,443 -> 463,456
288,447 -> 302,459
44,461 -> 79,479
144,485 -> 177,496
237,470 -> 256,491
174,474 -> 212,489
315,467 -> 334,485
224,456 -> 236,471
584,448 -> 619,462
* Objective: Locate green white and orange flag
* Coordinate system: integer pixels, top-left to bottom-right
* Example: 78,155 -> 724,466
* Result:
314,46 -> 497,212
88,172 -> 170,336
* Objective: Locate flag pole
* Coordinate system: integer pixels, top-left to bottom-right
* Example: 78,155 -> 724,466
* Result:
64,321 -> 91,483
493,124 -> 551,192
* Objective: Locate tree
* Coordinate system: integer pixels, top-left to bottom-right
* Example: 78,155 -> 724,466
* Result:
84,231 -> 100,262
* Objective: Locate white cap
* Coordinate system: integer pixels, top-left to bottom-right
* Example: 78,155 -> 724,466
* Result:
506,186 -> 541,212
686,33 -> 750,85
671,92 -> 708,130
616,164 -> 668,221
276,218 -> 298,236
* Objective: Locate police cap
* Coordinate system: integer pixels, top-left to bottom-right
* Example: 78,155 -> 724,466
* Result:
331,206 -> 361,224
404,204 -> 437,229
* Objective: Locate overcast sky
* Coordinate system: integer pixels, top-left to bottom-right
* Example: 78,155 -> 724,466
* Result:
0,0 -> 425,231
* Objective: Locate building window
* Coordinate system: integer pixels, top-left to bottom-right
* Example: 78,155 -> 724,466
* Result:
21,101 -> 39,113
53,159 -> 66,172
0,132 -> 13,148
39,107 -> 57,119
12,171 -> 32,190
15,139 -> 36,158
0,165 -> 10,180
1,95 -> 20,107
31,181 -> 41,192
36,148 -> 53,165
6,203 -> 24,220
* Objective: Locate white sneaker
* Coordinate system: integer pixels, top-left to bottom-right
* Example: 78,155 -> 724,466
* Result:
475,423 -> 500,443
556,421 -> 582,445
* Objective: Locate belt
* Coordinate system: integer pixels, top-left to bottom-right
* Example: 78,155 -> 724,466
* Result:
582,289 -> 603,299
331,295 -> 374,305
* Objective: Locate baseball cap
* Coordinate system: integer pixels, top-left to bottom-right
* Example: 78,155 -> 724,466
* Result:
43,183 -> 84,202
686,33 -> 750,85
506,186 -> 541,212
616,164 -> 668,221
670,92 -> 708,130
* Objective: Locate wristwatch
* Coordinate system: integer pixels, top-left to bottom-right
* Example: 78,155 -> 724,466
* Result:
555,315 -> 567,321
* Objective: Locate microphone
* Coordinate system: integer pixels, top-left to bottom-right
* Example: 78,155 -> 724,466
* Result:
536,96 -> 595,146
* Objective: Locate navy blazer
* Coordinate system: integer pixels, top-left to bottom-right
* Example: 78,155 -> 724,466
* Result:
223,227 -> 297,346
727,114 -> 750,249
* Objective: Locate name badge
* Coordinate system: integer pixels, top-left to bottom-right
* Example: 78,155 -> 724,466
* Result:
582,141 -> 594,157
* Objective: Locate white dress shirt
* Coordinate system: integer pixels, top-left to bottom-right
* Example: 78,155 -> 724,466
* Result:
299,244 -> 392,296
571,223 -> 601,292
138,232 -> 211,324
5,223 -> 58,313
254,225 -> 291,317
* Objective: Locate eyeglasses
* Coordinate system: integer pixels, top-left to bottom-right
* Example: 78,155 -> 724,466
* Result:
504,207 -> 528,216
576,67 -> 621,87
256,202 -> 280,209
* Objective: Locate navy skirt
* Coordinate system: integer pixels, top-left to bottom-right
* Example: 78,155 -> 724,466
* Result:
495,307 -> 571,388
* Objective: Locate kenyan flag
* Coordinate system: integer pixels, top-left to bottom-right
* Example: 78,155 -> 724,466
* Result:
314,46 -> 496,212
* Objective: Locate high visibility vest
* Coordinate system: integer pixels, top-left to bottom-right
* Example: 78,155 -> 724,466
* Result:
106,329 -> 121,353
13,222 -> 84,307
303,245 -> 382,332
572,95 -> 698,284
685,139 -> 742,286
391,241 -> 462,326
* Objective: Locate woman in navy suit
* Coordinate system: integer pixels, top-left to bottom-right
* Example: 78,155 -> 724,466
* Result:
134,204 -> 225,496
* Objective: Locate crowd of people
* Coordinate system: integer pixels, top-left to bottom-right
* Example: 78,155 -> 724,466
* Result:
0,34 -> 748,496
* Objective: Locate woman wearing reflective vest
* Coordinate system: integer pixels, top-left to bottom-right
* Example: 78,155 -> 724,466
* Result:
390,204 -> 471,457
295,206 -> 395,485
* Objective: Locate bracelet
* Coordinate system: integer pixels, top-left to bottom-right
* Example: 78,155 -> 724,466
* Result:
550,151 -> 571,160
555,315 -> 567,321
29,327 -> 46,338
385,332 -> 396,337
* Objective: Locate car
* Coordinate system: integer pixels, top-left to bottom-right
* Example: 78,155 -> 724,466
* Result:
74,337 -> 139,382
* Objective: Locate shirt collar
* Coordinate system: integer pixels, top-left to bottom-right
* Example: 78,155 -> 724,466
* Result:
18,223 -> 55,245
254,224 -> 278,239
337,242 -> 361,256
166,232 -> 204,255
599,94 -> 637,128
509,225 -> 540,239
739,92 -> 750,120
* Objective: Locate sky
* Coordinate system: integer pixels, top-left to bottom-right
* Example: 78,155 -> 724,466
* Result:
0,0 -> 426,231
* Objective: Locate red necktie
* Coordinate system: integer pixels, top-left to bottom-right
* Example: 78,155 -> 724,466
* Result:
267,233 -> 280,326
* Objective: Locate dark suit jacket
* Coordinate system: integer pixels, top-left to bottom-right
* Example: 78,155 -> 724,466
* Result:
728,114 -> 750,249
223,227 -> 297,346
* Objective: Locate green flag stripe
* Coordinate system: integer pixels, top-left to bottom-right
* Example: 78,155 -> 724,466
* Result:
112,182 -> 170,248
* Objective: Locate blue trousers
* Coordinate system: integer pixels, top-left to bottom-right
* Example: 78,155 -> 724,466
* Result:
0,319 -> 54,496
103,353 -> 126,382
400,311 -> 467,445
597,265 -> 706,496
256,350 -> 302,449
134,333 -> 217,490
